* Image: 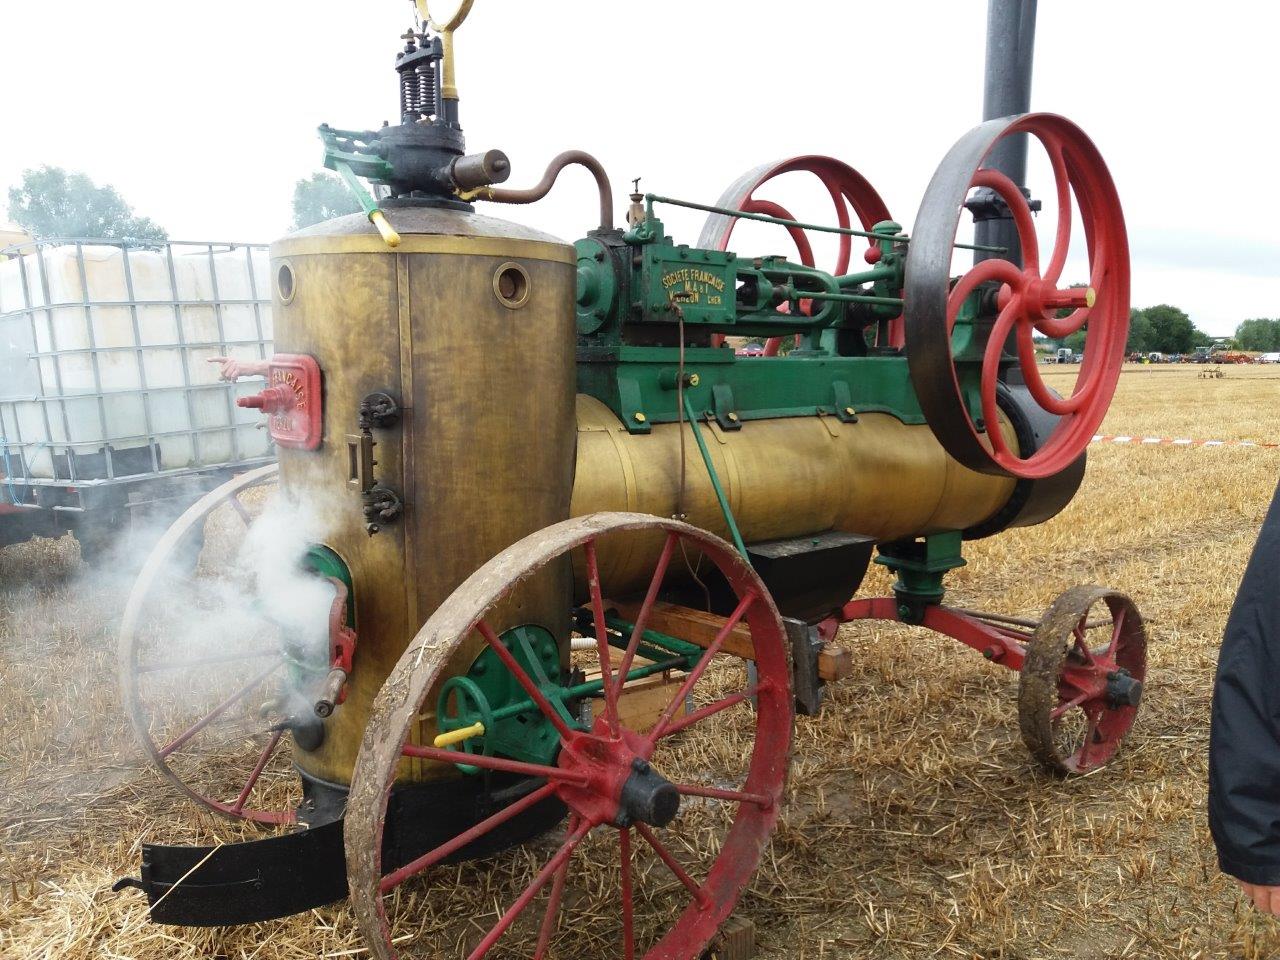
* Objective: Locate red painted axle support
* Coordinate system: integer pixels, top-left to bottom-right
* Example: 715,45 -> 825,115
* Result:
829,597 -> 1111,704
833,598 -> 1025,671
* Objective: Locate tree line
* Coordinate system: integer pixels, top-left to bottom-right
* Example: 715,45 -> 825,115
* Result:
4,166 -> 358,243
1058,305 -> 1278,356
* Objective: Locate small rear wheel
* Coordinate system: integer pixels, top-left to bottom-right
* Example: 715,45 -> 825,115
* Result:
1018,586 -> 1146,774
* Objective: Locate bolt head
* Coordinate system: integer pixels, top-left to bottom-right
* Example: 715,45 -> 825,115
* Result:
727,412 -> 740,422
844,406 -> 856,417
633,412 -> 647,423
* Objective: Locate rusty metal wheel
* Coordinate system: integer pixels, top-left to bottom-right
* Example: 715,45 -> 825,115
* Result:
345,512 -> 792,960
119,463 -> 316,825
1018,586 -> 1146,775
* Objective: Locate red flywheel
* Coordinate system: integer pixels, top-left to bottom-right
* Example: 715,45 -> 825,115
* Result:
904,113 -> 1130,480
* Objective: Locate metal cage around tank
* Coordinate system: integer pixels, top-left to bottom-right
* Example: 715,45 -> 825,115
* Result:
0,237 -> 276,500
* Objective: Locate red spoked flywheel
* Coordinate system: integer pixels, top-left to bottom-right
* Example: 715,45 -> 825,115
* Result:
697,156 -> 894,353
904,113 -> 1130,480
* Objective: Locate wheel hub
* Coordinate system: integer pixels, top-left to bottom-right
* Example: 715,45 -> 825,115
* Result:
1105,667 -> 1143,708
555,727 -> 682,829
617,758 -> 680,828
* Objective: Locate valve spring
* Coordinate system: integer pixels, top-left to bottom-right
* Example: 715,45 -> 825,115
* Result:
400,69 -> 417,119
416,63 -> 437,118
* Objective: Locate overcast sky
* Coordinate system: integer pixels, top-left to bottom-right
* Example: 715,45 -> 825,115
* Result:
1,1 -> 1275,337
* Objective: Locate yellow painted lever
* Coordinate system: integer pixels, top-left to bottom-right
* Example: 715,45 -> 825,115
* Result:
433,721 -> 485,748
369,210 -> 401,248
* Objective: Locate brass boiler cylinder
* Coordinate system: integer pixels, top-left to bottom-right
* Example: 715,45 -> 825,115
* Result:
270,207 -> 577,787
571,396 -> 1018,594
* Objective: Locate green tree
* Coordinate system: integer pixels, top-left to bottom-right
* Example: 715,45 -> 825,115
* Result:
1126,309 -> 1154,353
7,166 -> 167,241
1140,304 -> 1198,353
292,172 -> 362,229
1234,318 -> 1280,352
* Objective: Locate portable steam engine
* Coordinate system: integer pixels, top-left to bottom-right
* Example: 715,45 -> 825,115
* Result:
115,3 -> 1143,958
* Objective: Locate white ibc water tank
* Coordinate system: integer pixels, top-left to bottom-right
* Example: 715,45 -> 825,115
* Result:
0,241 -> 274,481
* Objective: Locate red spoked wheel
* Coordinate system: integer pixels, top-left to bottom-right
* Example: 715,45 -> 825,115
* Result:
697,155 -> 894,353
345,512 -> 792,960
119,463 -> 320,825
904,113 -> 1130,479
1019,586 -> 1146,774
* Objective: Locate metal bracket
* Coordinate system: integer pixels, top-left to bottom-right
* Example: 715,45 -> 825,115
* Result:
785,617 -> 825,716
711,383 -> 741,431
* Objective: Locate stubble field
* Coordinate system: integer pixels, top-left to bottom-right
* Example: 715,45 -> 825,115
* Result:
1,363 -> 1278,959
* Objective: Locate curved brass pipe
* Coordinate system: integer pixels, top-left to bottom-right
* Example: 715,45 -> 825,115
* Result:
469,150 -> 614,231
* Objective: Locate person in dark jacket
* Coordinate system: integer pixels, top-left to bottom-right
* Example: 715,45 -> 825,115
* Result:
1210,477 -> 1280,914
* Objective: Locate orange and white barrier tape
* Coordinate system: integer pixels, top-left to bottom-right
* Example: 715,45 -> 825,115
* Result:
1092,434 -> 1278,450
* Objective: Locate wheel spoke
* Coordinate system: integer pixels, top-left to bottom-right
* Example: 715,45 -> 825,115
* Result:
1050,691 -> 1090,722
675,782 -> 772,808
229,728 -> 284,814
656,685 -> 759,740
228,493 -> 252,526
401,744 -> 588,784
619,828 -> 635,960
465,818 -> 591,960
157,660 -> 282,759
380,782 -> 558,893
477,620 -> 574,741
1071,621 -> 1097,664
635,822 -> 710,908
1107,605 -> 1127,659
1077,706 -> 1103,769
612,532 -> 679,704
583,539 -> 620,734
533,816 -> 576,959
649,590 -> 756,743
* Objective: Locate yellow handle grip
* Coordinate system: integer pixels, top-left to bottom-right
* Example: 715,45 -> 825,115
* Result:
433,721 -> 485,748
369,209 -> 401,248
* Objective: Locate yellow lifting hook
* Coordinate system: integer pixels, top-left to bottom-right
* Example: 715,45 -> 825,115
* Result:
414,0 -> 474,102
